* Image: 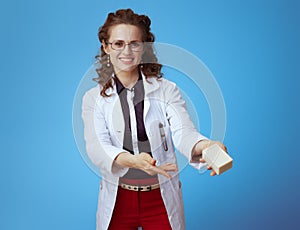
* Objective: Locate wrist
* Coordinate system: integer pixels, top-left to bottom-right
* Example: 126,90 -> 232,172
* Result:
192,140 -> 210,160
115,152 -> 134,168
128,154 -> 138,168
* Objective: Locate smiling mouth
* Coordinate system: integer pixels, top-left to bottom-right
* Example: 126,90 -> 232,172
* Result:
119,57 -> 134,63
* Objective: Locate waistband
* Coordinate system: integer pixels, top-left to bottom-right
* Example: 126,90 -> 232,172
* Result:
119,182 -> 160,192
119,177 -> 159,186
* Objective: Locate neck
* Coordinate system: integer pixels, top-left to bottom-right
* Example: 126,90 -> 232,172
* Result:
115,68 -> 139,89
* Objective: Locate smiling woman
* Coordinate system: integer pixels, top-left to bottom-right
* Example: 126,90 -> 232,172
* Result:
94,9 -> 162,97
81,8 -> 227,230
103,24 -> 143,80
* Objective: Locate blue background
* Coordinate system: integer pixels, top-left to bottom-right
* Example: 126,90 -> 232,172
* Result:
1,0 -> 299,229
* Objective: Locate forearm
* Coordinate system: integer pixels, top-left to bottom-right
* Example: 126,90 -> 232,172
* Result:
114,152 -> 136,168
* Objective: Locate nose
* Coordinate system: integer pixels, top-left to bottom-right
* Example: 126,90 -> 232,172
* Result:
122,43 -> 133,55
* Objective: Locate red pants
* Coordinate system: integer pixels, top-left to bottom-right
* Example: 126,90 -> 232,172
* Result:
108,187 -> 172,230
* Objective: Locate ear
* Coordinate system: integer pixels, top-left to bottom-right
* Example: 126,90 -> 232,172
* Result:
102,40 -> 110,54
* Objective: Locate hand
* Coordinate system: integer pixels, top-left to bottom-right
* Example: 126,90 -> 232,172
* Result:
115,152 -> 178,179
133,152 -> 178,179
194,140 -> 227,176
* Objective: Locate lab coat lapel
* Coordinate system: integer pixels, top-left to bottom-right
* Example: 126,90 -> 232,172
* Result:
143,74 -> 160,120
106,83 -> 125,144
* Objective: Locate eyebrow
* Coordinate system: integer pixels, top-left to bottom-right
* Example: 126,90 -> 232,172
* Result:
110,39 -> 142,43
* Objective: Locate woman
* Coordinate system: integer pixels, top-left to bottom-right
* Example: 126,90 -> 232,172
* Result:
82,8 -> 226,230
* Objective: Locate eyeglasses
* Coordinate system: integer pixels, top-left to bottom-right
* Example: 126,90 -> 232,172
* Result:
107,40 -> 144,52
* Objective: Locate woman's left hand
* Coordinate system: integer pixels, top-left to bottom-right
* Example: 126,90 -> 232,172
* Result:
193,140 -> 227,176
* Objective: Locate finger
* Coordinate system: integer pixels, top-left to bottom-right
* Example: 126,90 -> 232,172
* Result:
205,165 -> 216,176
151,159 -> 157,166
216,141 -> 227,152
210,170 -> 217,176
140,152 -> 156,165
158,163 -> 178,172
149,165 -> 172,178
221,145 -> 227,152
200,158 -> 206,163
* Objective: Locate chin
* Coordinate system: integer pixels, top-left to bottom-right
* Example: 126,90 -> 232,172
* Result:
115,64 -> 139,73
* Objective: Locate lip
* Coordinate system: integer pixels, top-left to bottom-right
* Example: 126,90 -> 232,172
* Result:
119,57 -> 135,64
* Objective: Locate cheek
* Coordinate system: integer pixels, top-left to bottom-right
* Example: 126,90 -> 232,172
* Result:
109,53 -> 119,63
136,52 -> 143,62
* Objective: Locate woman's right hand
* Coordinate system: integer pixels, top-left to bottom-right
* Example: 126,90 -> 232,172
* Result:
134,152 -> 178,178
115,152 -> 177,179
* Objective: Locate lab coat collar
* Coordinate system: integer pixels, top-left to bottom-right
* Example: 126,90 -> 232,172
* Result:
142,72 -> 160,96
104,71 -> 160,97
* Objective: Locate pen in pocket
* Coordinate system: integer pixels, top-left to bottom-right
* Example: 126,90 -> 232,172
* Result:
159,123 -> 168,151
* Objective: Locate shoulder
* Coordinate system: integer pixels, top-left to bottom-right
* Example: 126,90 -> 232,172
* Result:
158,77 -> 180,93
85,85 -> 101,96
161,77 -> 176,87
156,78 -> 184,104
82,85 -> 102,105
147,76 -> 177,89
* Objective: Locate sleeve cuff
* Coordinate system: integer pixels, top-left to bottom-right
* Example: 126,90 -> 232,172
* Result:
111,162 -> 129,177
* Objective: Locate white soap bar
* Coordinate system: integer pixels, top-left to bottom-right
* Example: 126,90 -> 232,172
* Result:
202,144 -> 233,175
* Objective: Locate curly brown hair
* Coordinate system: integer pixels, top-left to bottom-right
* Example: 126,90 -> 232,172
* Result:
93,9 -> 163,97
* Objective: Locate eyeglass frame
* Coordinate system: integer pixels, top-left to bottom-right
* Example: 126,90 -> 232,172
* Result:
106,40 -> 144,52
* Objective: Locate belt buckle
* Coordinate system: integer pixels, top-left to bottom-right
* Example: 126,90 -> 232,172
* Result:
139,185 -> 151,192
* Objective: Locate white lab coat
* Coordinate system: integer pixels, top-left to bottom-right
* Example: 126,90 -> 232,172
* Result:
82,73 -> 207,230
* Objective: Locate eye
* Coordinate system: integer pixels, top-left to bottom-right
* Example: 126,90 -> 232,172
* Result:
130,42 -> 142,48
113,41 -> 124,48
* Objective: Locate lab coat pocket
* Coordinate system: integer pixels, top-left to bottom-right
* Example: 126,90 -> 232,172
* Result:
148,120 -> 166,153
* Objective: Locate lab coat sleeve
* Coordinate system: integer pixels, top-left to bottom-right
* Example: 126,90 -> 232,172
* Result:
82,89 -> 129,177
163,80 -> 208,168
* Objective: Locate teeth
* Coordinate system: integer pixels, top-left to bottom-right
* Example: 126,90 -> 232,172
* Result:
120,58 -> 134,61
